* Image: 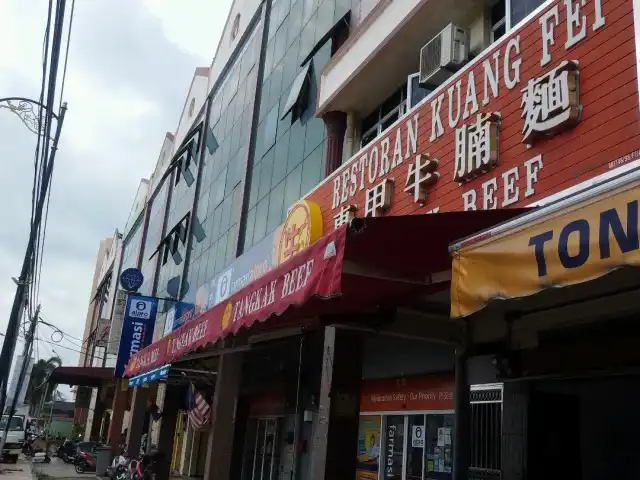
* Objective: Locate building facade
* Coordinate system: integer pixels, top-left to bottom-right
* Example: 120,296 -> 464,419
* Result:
81,0 -> 640,478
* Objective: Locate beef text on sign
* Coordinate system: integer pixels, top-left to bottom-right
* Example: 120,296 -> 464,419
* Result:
520,60 -> 581,145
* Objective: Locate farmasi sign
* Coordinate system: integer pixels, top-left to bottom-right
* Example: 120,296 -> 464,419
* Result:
307,0 -> 640,232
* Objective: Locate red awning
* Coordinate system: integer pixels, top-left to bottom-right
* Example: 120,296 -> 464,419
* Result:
49,366 -> 115,387
124,209 -> 528,377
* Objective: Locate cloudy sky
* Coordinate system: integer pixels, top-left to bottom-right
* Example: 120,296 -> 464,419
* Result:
0,0 -> 232,395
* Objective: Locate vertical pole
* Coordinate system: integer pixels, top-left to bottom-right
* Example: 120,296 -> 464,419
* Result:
0,307 -> 38,455
0,0 -> 68,416
453,347 -> 470,480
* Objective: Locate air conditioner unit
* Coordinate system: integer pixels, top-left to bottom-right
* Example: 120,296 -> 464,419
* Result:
419,23 -> 469,87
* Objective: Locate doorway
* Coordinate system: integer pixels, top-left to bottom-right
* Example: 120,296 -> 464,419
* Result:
241,418 -> 282,480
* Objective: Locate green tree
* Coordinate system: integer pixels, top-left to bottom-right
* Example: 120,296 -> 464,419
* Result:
25,356 -> 61,414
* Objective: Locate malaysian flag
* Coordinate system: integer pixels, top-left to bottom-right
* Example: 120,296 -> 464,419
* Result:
188,382 -> 211,431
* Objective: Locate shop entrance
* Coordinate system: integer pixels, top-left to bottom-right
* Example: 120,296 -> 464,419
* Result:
359,412 -> 454,480
241,417 -> 283,480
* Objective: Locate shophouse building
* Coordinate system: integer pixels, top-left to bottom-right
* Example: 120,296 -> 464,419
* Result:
85,0 -> 640,478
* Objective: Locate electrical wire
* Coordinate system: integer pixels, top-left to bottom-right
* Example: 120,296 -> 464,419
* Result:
34,0 -> 76,307
29,0 -> 54,318
57,0 -> 75,111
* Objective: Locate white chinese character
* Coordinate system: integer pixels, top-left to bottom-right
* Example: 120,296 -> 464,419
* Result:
521,60 -> 581,145
364,179 -> 393,217
334,205 -> 357,229
454,113 -> 500,182
404,154 -> 439,204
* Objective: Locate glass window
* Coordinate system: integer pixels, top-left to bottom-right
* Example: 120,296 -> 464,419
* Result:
243,207 -> 257,252
263,104 -> 279,153
253,197 -> 270,244
303,117 -> 324,158
266,181 -> 286,232
315,0 -> 335,45
268,62 -> 285,112
273,20 -> 289,67
425,414 -> 453,479
226,224 -> 237,264
248,161 -> 262,208
301,144 -> 323,195
272,130 -> 290,188
491,0 -> 506,41
510,0 -> 544,27
407,415 -> 425,480
299,14 -> 317,64
259,148 -> 275,200
302,0 -> 318,24
287,121 -> 306,173
284,163 -> 303,211
281,61 -> 312,121
383,415 -> 405,480
357,416 -> 382,480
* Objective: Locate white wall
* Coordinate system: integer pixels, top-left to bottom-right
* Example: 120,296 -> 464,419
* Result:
149,134 -> 176,194
123,179 -> 150,237
174,69 -> 209,149
208,0 -> 263,93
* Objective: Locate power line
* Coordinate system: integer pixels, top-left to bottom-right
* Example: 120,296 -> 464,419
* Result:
58,0 -> 75,111
34,0 -> 77,308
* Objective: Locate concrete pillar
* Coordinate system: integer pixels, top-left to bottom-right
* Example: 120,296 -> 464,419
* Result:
453,348 -> 470,480
204,352 -> 244,480
91,388 -> 106,442
309,326 -> 363,480
150,384 -> 167,448
108,379 -> 128,449
126,386 -> 150,457
155,386 -> 181,480
501,382 -> 529,480
322,111 -> 348,177
84,388 -> 98,442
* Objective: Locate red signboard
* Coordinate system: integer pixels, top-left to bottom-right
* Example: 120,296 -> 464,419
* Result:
306,0 -> 640,233
360,376 -> 454,413
124,230 -> 346,377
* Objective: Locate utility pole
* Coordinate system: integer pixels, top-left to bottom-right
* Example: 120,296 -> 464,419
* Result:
0,0 -> 68,418
0,306 -> 38,455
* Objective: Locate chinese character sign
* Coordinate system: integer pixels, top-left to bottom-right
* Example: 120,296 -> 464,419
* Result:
521,60 -> 581,145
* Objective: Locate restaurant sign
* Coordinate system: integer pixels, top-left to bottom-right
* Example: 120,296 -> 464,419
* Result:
124,229 -> 344,377
306,0 -> 640,233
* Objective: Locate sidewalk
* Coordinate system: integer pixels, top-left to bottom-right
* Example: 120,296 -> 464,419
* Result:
0,459 -> 35,480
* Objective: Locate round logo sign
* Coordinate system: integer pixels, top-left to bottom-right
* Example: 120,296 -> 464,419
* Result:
120,268 -> 144,292
275,200 -> 323,265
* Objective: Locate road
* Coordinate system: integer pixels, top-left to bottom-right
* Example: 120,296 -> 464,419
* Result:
32,457 -> 92,479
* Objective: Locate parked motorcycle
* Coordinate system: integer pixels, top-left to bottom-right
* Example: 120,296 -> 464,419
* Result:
75,449 -> 97,474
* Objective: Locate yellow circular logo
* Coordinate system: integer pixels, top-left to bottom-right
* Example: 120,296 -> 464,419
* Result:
221,302 -> 233,330
129,355 -> 137,370
276,200 -> 323,265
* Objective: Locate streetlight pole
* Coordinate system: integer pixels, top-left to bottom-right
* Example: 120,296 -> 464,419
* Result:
0,0 -> 67,418
0,103 -> 67,418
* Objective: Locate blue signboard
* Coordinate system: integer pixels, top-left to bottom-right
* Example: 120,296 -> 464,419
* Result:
128,364 -> 170,388
115,295 -> 157,377
119,268 -> 144,292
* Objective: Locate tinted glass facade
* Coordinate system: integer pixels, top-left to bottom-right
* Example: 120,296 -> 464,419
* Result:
138,0 -> 355,325
242,0 -> 351,253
